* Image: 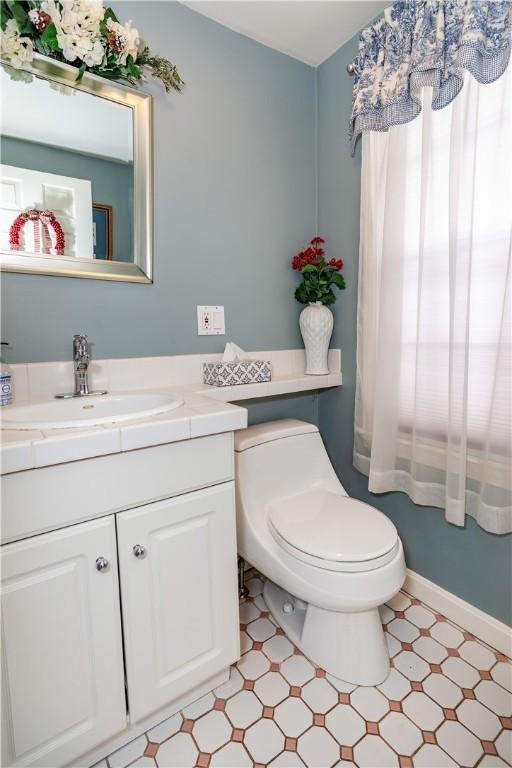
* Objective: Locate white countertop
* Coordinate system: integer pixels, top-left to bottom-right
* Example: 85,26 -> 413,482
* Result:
1,349 -> 342,475
0,389 -> 247,475
193,371 -> 342,403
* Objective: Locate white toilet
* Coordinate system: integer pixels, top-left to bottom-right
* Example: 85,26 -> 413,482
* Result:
235,419 -> 406,686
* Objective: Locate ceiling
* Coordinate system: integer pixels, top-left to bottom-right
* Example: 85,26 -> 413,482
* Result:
1,67 -> 133,163
182,1 -> 389,67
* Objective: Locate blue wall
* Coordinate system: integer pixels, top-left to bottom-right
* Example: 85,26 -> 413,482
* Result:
1,1 -> 315,363
241,393 -> 318,428
1,3 -> 509,623
1,137 -> 133,262
316,34 -> 512,625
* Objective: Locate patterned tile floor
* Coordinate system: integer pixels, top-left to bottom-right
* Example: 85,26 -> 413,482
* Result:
99,570 -> 512,768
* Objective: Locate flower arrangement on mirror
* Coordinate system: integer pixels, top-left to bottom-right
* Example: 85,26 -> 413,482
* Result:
0,0 -> 184,93
291,236 -> 346,375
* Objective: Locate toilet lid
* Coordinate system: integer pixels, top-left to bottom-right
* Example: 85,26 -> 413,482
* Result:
268,490 -> 398,564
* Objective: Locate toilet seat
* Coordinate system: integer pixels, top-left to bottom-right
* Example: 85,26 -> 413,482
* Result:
268,489 -> 399,573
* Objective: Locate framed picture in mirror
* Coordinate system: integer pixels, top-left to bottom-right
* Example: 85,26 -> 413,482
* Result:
92,204 -> 113,261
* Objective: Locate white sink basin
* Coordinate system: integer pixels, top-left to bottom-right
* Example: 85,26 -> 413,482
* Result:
1,392 -> 184,430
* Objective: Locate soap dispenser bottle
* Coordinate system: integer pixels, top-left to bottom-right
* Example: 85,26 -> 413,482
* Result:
0,342 -> 13,406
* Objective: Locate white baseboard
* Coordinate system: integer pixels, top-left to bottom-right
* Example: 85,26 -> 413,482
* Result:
404,569 -> 511,658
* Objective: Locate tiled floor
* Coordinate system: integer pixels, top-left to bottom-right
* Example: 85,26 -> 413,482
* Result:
100,571 -> 512,768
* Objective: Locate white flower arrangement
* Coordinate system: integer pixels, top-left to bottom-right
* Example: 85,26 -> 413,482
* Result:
0,1 -> 184,93
0,18 -> 33,69
105,17 -> 139,66
40,0 -> 105,67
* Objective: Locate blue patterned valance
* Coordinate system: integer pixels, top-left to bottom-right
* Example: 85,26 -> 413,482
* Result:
349,0 -> 512,153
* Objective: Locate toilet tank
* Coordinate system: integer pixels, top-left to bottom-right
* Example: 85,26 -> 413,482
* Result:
235,420 -> 345,513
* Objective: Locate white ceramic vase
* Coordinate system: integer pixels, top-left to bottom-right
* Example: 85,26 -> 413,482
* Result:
299,301 -> 333,375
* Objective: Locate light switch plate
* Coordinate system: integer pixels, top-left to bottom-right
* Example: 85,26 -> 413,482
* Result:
197,305 -> 225,335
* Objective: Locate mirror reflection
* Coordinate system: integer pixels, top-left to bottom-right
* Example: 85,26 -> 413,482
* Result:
0,66 -> 134,263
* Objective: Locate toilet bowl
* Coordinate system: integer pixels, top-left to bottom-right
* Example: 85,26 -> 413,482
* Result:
235,419 -> 406,686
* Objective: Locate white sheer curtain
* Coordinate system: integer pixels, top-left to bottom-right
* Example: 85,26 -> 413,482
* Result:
354,66 -> 512,534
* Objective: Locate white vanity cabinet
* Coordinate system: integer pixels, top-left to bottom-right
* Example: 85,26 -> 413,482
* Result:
0,432 -> 241,768
117,483 -> 239,723
1,516 -> 126,768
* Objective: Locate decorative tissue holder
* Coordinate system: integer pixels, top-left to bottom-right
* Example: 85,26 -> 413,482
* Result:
203,359 -> 272,387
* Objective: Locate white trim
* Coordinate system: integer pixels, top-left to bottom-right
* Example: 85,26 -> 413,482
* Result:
404,569 -> 511,657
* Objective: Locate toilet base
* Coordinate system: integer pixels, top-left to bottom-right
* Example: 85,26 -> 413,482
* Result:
263,580 -> 390,686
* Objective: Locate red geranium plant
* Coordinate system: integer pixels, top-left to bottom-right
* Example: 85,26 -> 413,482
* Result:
292,236 -> 346,305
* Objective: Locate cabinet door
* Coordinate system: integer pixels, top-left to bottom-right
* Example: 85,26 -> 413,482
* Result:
117,483 -> 240,723
1,517 -> 126,768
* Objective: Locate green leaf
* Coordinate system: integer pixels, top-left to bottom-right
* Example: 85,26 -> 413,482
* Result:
33,37 -> 50,55
294,284 -> 309,305
8,3 -> 36,35
0,3 -> 12,30
6,0 -> 33,33
41,22 -> 59,50
92,69 -> 118,79
301,264 -> 318,273
76,62 -> 86,81
332,273 -> 346,290
103,6 -> 119,23
126,55 -> 141,79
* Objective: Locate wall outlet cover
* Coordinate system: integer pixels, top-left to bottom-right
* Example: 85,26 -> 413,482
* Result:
197,306 -> 225,335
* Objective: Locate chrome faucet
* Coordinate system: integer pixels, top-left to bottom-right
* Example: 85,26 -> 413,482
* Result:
55,334 -> 108,399
73,334 -> 91,395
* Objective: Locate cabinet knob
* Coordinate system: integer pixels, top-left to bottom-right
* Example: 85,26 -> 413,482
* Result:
95,556 -> 110,572
133,544 -> 146,559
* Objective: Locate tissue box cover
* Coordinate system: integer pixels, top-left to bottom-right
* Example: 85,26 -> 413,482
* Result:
203,360 -> 272,387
